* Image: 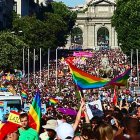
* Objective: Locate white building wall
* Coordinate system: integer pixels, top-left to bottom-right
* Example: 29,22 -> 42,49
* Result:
15,0 -> 29,16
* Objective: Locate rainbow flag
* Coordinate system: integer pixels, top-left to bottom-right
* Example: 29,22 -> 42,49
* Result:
67,61 -> 109,89
49,98 -> 59,105
107,68 -> 131,86
28,92 -> 41,132
0,101 -> 4,108
21,90 -> 27,98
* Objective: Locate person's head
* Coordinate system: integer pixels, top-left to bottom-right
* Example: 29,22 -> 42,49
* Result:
95,123 -> 114,140
0,122 -> 20,140
4,130 -> 19,140
19,113 -> 29,129
124,117 -> 139,137
56,122 -> 74,140
81,123 -> 94,139
42,119 -> 58,138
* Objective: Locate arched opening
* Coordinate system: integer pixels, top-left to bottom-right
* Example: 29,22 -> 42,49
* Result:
97,27 -> 109,49
71,27 -> 83,50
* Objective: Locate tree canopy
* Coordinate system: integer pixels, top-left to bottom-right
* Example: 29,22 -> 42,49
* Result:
0,1 -> 77,69
0,32 -> 27,69
112,0 -> 140,55
12,1 -> 77,52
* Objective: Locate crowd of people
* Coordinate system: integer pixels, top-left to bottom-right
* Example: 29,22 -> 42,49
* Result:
0,48 -> 140,140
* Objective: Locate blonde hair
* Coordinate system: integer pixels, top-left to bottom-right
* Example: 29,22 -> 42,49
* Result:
95,123 -> 113,140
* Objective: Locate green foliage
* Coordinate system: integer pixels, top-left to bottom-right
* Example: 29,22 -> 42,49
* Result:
12,1 -> 77,52
112,0 -> 140,55
0,1 -> 77,69
0,32 -> 27,69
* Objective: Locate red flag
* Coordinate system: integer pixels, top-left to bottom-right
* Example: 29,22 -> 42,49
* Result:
113,87 -> 117,105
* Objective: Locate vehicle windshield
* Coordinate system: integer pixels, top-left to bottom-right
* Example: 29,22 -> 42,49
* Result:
0,99 -> 21,111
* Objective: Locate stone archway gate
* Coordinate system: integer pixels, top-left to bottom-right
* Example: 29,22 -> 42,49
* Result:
75,0 -> 118,50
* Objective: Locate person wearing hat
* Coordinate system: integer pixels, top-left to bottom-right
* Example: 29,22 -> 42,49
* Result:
55,99 -> 86,140
40,119 -> 58,140
0,122 -> 19,140
56,122 -> 74,140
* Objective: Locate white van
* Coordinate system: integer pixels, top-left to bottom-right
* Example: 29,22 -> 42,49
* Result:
0,92 -> 22,110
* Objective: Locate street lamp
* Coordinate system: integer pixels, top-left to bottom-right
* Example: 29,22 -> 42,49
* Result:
56,47 -> 58,90
11,30 -> 25,76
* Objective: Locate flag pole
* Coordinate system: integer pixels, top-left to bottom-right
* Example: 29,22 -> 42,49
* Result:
130,49 -> 133,87
33,49 -> 35,83
48,48 -> 50,81
40,48 -> 41,83
23,48 -> 25,76
77,86 -> 84,99
56,48 -> 58,90
136,49 -> 139,87
28,48 -> 30,89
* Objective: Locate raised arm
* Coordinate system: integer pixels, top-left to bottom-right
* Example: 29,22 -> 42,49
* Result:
72,99 -> 85,131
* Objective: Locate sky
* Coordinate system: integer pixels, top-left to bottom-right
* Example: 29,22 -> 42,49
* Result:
55,0 -> 85,7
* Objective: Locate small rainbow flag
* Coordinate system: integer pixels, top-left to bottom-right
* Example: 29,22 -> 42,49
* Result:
21,90 -> 27,98
0,101 -> 4,108
66,61 -> 109,89
49,98 -> 59,105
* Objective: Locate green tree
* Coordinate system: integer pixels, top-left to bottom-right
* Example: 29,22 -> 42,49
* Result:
51,2 -> 77,33
112,0 -> 140,55
0,32 -> 27,69
12,2 -> 77,51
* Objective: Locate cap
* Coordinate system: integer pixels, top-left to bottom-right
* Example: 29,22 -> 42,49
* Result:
56,123 -> 74,140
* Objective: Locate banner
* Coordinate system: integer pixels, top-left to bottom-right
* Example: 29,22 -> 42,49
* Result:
73,51 -> 93,57
86,100 -> 103,119
7,111 -> 20,125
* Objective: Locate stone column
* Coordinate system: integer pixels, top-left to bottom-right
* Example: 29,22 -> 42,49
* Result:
111,26 -> 115,48
115,31 -> 118,47
87,24 -> 94,49
95,24 -> 98,47
83,24 -> 88,49
109,25 -> 112,47
93,24 -> 96,49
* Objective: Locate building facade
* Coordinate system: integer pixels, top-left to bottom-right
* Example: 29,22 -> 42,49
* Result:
67,0 -> 118,50
0,0 -> 14,29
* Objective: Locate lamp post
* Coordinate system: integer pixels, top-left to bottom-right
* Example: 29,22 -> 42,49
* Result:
136,49 -> 139,87
11,30 -> 25,76
56,47 -> 58,90
48,48 -> 50,81
33,49 -> 36,83
28,48 -> 30,89
40,48 -> 42,83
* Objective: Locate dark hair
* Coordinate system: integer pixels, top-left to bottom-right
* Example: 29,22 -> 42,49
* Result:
81,123 -> 94,139
19,113 -> 28,120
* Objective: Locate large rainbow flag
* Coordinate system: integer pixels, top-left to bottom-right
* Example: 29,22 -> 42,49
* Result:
66,61 -> 109,89
28,92 -> 41,132
107,68 -> 131,86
